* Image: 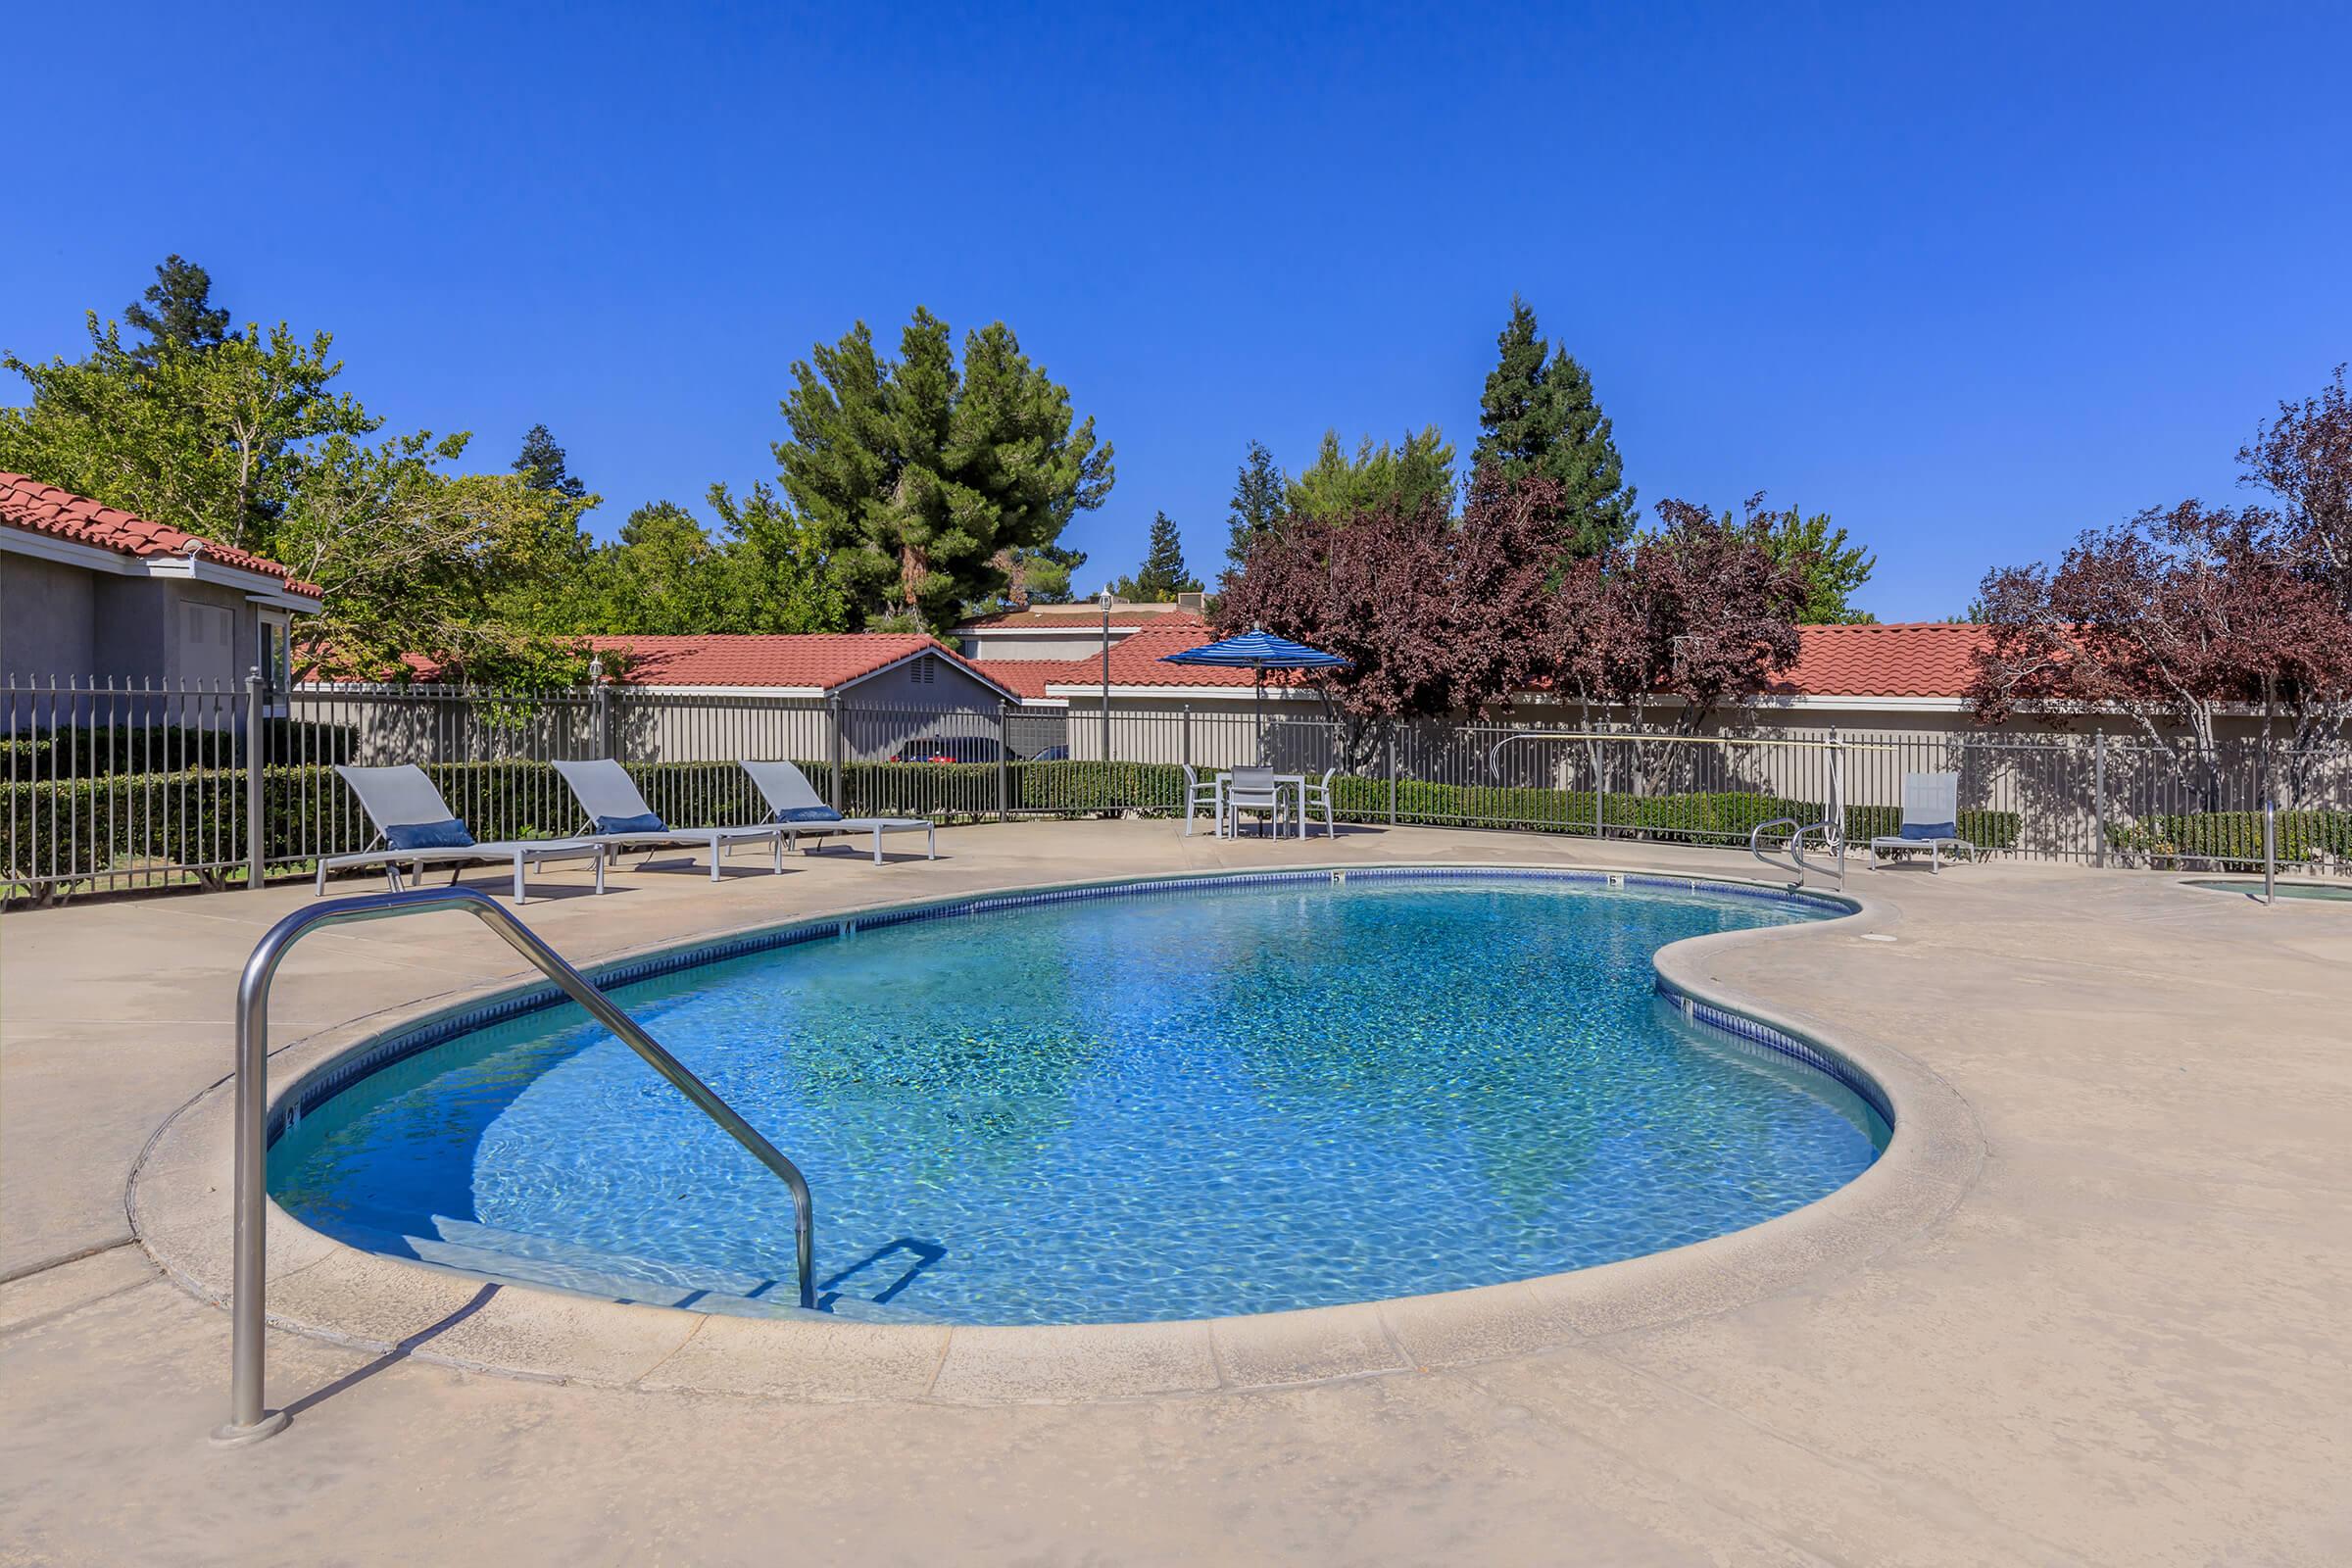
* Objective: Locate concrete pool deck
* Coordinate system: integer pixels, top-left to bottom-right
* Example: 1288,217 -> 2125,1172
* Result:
4,821 -> 2348,1564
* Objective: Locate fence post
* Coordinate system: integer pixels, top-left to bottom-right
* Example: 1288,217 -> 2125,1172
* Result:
827,695 -> 845,813
2263,799 -> 2277,906
1386,726 -> 1397,825
1594,740 -> 1607,842
1181,704 -> 1192,770
244,667 -> 266,893
2092,731 -> 2108,868
997,700 -> 1010,823
1829,724 -> 1846,876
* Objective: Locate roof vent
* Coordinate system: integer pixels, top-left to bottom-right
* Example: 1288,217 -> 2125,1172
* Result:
1177,591 -> 1205,612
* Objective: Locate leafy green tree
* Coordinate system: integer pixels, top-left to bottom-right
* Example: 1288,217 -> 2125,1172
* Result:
1286,427 -> 1456,523
704,481 -> 850,632
1473,296 -> 1635,557
122,254 -> 230,361
591,502 -> 725,632
272,429 -> 600,686
1751,500 -> 1877,622
1110,512 -> 1204,601
1222,438 -> 1287,573
775,308 -> 1113,631
0,316 -> 375,554
514,422 -> 588,500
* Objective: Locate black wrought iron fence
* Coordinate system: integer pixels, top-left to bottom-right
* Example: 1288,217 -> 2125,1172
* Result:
5,673 -> 2345,906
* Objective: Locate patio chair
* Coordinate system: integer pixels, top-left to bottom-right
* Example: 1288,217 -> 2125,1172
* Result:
551,759 -> 789,883
1225,765 -> 1288,839
738,760 -> 937,866
1179,765 -> 1221,836
1869,772 -> 1977,872
1299,768 -> 1337,838
320,764 -> 607,905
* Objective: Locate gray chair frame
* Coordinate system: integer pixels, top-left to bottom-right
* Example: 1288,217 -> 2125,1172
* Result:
738,760 -> 937,865
551,760 -> 789,883
319,764 -> 606,905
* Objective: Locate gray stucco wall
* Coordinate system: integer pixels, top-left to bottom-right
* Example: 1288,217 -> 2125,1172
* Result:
2,555 -> 97,680
2,553 -> 271,689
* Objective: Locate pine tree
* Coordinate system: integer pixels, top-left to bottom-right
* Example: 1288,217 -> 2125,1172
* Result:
776,308 -> 1113,631
1286,427 -> 1456,523
1751,500 -> 1877,623
122,255 -> 230,361
1112,512 -> 1203,601
1474,296 -> 1635,557
998,542 -> 1087,607
1223,439 -> 1287,571
514,423 -> 588,499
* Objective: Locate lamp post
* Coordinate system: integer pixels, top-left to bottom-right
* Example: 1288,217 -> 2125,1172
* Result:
1097,588 -> 1114,766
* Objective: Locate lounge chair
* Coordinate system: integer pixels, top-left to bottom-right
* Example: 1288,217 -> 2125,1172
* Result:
551,759 -> 789,882
738,760 -> 936,865
1870,771 -> 1977,871
320,764 -> 607,904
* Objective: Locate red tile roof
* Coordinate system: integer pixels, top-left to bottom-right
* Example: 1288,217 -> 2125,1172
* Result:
1772,623 -> 1990,699
958,605 -> 1205,630
591,634 -> 1018,698
967,658 -> 1074,699
0,471 -> 323,600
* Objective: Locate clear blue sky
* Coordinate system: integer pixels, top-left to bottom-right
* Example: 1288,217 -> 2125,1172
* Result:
7,2 -> 2347,621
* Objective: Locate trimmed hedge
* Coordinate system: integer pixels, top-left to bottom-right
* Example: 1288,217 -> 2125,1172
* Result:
2113,809 -> 2352,868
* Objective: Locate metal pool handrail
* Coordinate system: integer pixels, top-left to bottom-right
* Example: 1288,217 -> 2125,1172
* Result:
1749,816 -> 1843,889
213,886 -> 815,1446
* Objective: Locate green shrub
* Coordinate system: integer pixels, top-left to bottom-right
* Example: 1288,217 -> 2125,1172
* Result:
2117,809 -> 2352,868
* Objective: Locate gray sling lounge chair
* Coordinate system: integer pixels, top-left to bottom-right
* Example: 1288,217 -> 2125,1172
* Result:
551,759 -> 790,882
738,760 -> 936,865
320,764 -> 607,904
1870,771 -> 1977,871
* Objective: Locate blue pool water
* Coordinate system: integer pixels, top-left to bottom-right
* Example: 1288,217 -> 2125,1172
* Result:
270,873 -> 1886,1325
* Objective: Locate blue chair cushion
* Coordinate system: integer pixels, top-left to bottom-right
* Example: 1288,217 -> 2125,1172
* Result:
773,806 -> 844,824
1899,821 -> 1957,842
594,811 -> 667,835
384,818 -> 474,851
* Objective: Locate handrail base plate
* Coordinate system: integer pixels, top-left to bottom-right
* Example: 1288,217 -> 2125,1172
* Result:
210,1409 -> 290,1447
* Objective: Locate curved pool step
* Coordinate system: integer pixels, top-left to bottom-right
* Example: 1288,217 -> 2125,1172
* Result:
289,1203 -> 944,1324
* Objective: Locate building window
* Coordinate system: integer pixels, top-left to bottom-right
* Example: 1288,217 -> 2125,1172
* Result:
260,614 -> 293,705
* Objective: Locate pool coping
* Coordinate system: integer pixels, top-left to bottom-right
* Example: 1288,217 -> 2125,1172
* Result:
128,861 -> 1984,1406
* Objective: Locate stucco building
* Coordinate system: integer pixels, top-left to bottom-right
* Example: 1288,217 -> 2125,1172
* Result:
1,472 -> 322,691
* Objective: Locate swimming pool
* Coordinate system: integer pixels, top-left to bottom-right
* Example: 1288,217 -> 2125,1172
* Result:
269,869 -> 1886,1326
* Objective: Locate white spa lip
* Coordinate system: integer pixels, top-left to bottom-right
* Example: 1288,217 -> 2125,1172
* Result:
130,862 -> 1982,1405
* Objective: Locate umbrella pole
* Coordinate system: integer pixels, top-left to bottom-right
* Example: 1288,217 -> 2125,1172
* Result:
1254,669 -> 1266,764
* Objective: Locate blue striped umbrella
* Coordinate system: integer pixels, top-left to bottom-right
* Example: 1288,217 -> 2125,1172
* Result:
1160,629 -> 1349,760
